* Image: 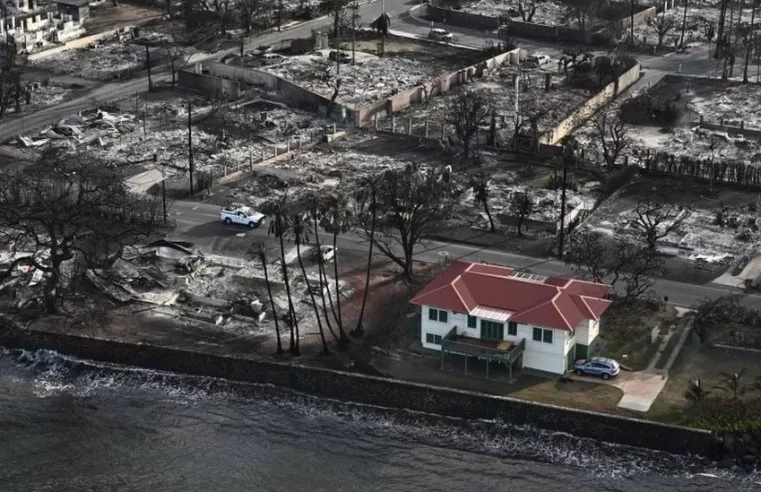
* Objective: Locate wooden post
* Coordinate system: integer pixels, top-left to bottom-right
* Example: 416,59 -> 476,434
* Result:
391,115 -> 395,133
250,152 -> 253,170
425,120 -> 429,138
408,118 -> 412,135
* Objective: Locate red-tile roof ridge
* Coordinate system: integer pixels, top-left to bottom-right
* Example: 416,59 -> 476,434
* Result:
410,261 -> 612,332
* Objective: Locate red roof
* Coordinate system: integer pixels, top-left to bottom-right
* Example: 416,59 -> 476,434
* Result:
410,261 -> 612,331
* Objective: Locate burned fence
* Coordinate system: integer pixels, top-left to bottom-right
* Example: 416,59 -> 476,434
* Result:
634,150 -> 761,189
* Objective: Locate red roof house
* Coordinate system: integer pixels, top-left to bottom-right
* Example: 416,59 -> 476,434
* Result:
411,261 -> 612,377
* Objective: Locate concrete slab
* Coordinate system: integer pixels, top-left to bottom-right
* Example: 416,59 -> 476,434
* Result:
571,370 -> 668,412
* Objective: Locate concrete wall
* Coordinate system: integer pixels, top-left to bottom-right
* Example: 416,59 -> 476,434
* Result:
540,62 -> 641,145
0,323 -> 715,456
355,48 -> 520,127
178,70 -> 242,99
181,62 -> 353,123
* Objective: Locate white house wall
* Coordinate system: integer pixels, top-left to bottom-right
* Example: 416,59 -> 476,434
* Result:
419,305 -> 580,375
574,319 -> 600,346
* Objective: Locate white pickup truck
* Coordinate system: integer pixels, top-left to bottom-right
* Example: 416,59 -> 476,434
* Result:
220,206 -> 265,228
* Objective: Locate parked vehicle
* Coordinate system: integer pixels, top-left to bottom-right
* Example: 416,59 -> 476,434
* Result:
574,357 -> 620,380
220,206 -> 265,228
428,28 -> 454,42
526,53 -> 551,67
260,53 -> 284,65
314,246 -> 337,263
328,50 -> 351,62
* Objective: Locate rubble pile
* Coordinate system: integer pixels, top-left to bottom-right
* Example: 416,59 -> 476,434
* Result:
15,93 -> 334,177
461,0 -> 603,28
261,50 -> 457,107
32,41 -> 150,81
392,63 -> 587,142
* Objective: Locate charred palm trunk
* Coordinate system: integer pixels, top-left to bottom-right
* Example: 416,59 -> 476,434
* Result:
313,218 -> 340,343
277,218 -> 299,355
354,193 -> 376,335
332,230 -> 348,344
261,255 -> 283,354
296,238 -> 329,355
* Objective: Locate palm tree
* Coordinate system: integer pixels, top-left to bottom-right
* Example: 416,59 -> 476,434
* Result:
353,177 -> 378,336
290,206 -> 331,355
304,192 -> 341,345
264,195 -> 300,355
250,241 -> 283,355
319,191 -> 352,345
715,368 -> 748,399
371,13 -> 391,57
684,377 -> 710,404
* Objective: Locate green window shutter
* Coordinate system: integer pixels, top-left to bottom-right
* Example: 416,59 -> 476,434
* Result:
508,321 -> 517,336
434,335 -> 442,345
426,333 -> 434,343
428,308 -> 438,321
532,327 -> 542,341
439,310 -> 448,323
467,315 -> 477,328
543,329 -> 553,344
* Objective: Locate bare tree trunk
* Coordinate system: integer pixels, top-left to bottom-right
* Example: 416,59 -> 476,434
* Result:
482,198 -> 495,232
744,1 -> 757,82
313,218 -> 339,343
296,239 -> 330,355
332,231 -> 348,344
679,0 -> 689,48
278,220 -> 299,355
261,255 -> 284,354
354,193 -> 376,334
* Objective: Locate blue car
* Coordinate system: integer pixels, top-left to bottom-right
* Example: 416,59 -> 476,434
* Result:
574,357 -> 620,380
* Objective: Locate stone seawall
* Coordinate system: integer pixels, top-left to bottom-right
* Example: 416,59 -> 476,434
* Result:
0,324 -> 714,456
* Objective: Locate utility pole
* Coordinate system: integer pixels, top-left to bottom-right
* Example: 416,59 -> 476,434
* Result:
557,154 -> 569,260
146,44 -> 153,91
679,0 -> 689,49
162,179 -> 167,223
351,2 -> 356,65
188,100 -> 194,196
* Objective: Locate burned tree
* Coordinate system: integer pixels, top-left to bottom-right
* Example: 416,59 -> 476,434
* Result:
318,191 -> 352,345
0,38 -> 26,119
632,200 -> 688,249
471,173 -> 495,232
445,90 -> 489,158
356,166 -> 455,279
566,0 -> 599,30
371,13 -> 391,57
509,190 -> 533,237
517,0 -> 537,21
592,109 -> 630,167
0,151 -> 165,313
164,41 -> 187,86
564,230 -> 663,302
353,176 -> 378,336
652,14 -> 677,48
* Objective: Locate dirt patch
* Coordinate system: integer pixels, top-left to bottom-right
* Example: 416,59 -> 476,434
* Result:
598,302 -> 679,371
585,175 -> 761,277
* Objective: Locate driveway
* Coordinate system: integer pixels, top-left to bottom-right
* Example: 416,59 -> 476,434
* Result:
571,371 -> 668,412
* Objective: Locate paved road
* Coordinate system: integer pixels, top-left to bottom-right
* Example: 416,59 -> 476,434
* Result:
169,200 -> 761,309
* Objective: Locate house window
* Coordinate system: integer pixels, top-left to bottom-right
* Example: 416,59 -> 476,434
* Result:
480,320 -> 504,340
533,327 -> 553,344
425,333 -> 442,345
543,329 -> 554,344
508,321 -> 518,336
467,315 -> 477,328
428,308 -> 448,323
